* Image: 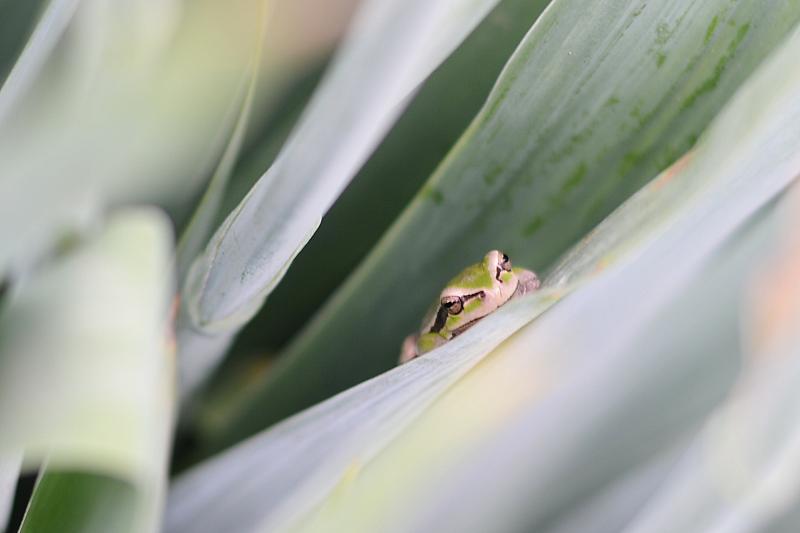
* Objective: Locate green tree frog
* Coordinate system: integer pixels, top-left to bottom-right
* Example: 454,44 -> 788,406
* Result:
399,250 -> 540,364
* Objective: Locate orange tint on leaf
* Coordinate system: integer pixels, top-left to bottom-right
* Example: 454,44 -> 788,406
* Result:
654,150 -> 694,191
748,185 -> 800,354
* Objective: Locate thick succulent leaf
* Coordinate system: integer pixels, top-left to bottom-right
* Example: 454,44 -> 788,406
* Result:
171,20 -> 800,532
0,209 -> 174,532
212,0 -> 800,449
183,0 -> 505,332
0,453 -> 21,532
0,0 -> 261,278
19,471 -> 137,533
287,24 -> 800,532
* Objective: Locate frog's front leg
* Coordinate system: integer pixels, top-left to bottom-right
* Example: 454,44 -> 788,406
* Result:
399,334 -> 419,364
398,332 -> 447,364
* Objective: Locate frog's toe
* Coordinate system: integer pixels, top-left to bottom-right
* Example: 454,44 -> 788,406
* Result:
514,269 -> 541,296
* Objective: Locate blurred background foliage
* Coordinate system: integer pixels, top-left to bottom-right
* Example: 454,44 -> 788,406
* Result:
1,0 -> 800,532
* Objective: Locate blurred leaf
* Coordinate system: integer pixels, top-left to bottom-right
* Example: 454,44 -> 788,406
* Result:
0,453 -> 21,532
0,209 -> 174,532
0,0 -> 79,123
183,0 -> 507,332
233,0 -> 554,355
621,189 -> 800,533
20,471 -> 137,533
213,0 -> 800,450
169,19 -> 800,530
0,0 -> 262,278
538,444 -> 686,533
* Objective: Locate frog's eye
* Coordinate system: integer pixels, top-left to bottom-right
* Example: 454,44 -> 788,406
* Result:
495,252 -> 513,281
441,295 -> 463,315
500,253 -> 512,271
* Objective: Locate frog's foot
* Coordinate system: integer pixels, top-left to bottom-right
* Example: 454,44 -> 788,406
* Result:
514,269 -> 541,297
399,334 -> 419,364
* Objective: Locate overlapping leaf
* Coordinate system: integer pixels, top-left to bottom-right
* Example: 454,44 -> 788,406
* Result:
168,19 -> 800,532
213,0 -> 800,450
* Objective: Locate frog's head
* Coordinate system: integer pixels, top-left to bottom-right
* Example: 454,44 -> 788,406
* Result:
429,250 -> 519,338
408,250 -> 540,361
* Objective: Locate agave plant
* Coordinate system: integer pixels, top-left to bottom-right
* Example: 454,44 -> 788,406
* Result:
2,0 -> 800,531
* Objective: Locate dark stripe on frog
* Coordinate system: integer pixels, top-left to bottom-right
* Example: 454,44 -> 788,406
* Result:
430,305 -> 449,334
429,291 -> 485,334
449,318 -> 481,338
